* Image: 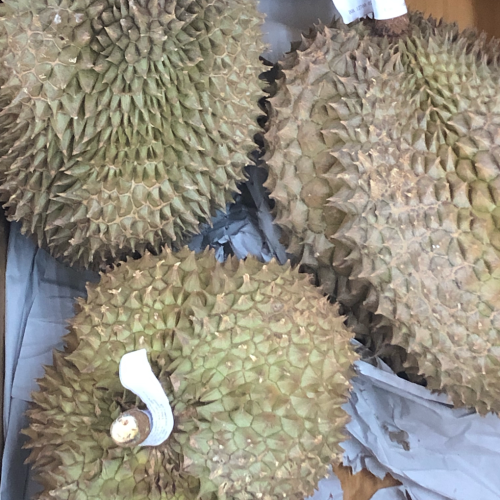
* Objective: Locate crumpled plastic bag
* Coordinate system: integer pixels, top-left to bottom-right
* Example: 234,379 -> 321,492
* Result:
342,359 -> 500,500
189,165 -> 287,265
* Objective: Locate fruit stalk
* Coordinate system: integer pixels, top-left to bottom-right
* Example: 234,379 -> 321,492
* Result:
372,1 -> 410,38
373,13 -> 410,37
110,408 -> 151,447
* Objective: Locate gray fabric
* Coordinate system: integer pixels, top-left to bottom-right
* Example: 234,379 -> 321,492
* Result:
3,227 -> 37,436
1,398 -> 31,500
1,224 -> 98,500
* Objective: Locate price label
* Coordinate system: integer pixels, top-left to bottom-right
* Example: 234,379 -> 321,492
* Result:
332,0 -> 407,23
373,0 -> 408,20
119,349 -> 174,447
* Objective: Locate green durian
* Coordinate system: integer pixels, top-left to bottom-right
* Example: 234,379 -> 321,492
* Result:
0,0 -> 265,269
264,13 -> 500,413
0,2 -> 14,156
24,248 -> 357,500
0,5 -> 9,82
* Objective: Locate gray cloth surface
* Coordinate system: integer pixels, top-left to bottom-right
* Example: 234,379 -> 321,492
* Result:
1,224 -> 98,500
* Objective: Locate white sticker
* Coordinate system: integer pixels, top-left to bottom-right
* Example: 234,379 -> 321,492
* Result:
372,0 -> 408,20
333,0 -> 374,24
119,349 -> 174,446
332,0 -> 407,23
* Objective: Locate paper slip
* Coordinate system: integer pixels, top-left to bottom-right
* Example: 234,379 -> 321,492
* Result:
119,349 -> 174,446
332,0 -> 407,24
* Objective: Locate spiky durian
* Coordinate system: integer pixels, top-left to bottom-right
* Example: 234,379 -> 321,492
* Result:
0,5 -> 9,80
264,13 -> 500,412
24,248 -> 357,500
0,3 -> 14,154
0,0 -> 265,269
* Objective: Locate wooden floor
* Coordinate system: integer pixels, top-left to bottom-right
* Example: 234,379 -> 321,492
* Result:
334,464 -> 401,500
407,0 -> 500,38
475,0 -> 500,38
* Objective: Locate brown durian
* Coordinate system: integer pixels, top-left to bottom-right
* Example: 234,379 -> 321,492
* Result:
264,13 -> 500,413
0,0 -> 265,269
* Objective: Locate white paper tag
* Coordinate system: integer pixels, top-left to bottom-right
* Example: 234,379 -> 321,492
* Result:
119,349 -> 174,446
372,0 -> 408,21
333,0 -> 374,23
332,0 -> 407,23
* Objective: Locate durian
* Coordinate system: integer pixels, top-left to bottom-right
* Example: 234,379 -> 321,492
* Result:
0,0 -> 265,269
24,248 -> 357,499
0,2 -> 14,155
264,13 -> 500,412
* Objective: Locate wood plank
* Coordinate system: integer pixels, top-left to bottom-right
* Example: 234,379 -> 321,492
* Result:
333,464 -> 401,500
406,0 -> 500,38
406,0 -> 476,29
474,0 -> 500,38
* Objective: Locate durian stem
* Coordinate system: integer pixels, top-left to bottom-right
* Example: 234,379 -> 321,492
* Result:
110,408 -> 151,447
372,14 -> 410,38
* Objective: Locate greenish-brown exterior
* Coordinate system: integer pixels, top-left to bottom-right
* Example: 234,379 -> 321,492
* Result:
265,13 -> 500,413
24,248 -> 357,500
0,0 -> 265,269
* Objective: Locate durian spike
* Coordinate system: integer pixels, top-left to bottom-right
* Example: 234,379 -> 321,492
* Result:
110,408 -> 151,447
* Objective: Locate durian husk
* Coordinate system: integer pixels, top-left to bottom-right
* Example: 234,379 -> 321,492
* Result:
24,248 -> 358,500
0,2 -> 14,158
0,0 -> 266,269
264,12 -> 500,413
